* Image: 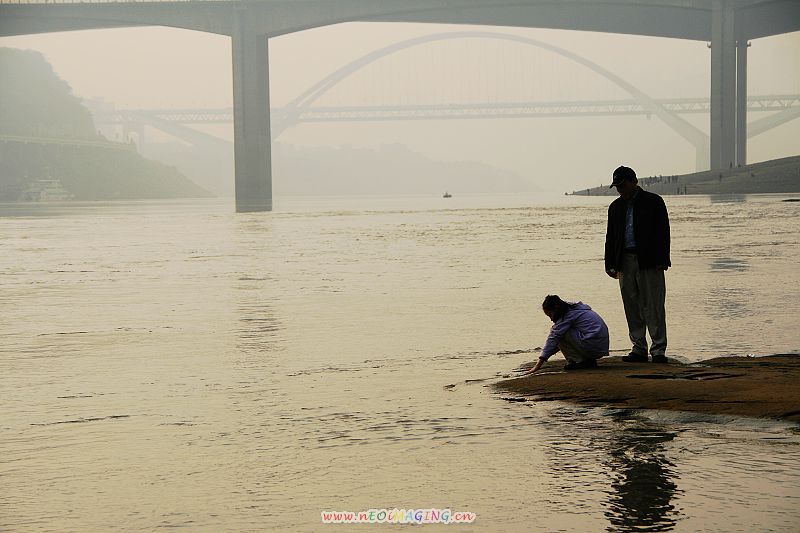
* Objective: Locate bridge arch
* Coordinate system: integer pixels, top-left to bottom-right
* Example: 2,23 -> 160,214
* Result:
273,30 -> 709,168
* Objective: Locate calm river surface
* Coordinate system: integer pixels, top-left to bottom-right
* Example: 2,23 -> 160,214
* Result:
2,193 -> 799,532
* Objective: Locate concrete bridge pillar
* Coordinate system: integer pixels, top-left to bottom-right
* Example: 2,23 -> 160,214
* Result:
710,0 -> 737,170
736,38 -> 748,166
232,10 -> 272,212
695,144 -> 710,172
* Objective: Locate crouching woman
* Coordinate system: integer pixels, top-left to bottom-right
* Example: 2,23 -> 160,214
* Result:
525,295 -> 610,373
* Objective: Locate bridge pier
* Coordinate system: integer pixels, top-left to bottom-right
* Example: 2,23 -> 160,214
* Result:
736,38 -> 748,166
232,11 -> 272,212
710,0 -> 743,170
695,144 -> 710,172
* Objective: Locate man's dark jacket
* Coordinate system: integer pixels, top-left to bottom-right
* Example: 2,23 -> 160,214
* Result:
605,188 -> 671,272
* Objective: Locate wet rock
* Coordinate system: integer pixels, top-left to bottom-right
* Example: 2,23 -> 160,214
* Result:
494,355 -> 800,422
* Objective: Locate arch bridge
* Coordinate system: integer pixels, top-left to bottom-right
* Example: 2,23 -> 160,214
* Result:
100,31 -> 800,172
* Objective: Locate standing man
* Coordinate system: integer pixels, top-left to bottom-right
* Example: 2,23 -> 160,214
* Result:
605,166 -> 670,363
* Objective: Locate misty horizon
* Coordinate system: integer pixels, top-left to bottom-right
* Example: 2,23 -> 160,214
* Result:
1,20 -> 798,193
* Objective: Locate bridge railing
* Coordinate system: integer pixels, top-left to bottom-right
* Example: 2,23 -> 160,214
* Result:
0,0 -> 231,4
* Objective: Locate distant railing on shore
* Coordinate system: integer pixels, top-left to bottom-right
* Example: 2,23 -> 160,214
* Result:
0,0 -> 232,4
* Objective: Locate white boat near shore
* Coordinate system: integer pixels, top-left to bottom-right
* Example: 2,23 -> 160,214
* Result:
19,179 -> 74,202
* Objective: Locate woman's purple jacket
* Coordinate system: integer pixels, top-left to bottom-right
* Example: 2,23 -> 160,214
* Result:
540,302 -> 610,361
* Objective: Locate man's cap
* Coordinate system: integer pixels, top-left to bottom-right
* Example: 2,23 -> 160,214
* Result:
610,166 -> 636,188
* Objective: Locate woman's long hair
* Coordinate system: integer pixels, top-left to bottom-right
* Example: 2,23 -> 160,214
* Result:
542,294 -> 571,321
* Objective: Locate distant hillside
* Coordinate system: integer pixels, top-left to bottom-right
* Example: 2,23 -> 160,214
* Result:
145,140 -> 540,197
570,155 -> 800,197
273,142 -> 540,196
0,48 -> 211,201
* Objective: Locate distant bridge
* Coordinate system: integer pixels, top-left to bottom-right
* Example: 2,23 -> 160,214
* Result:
95,94 -> 800,162
97,95 -> 800,125
92,94 -> 800,187
92,30 -> 800,172
2,0 -> 799,211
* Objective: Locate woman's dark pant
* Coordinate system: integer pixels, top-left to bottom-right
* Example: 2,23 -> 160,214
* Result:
558,331 -> 605,364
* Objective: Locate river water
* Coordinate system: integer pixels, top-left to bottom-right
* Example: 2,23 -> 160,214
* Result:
2,193 -> 799,532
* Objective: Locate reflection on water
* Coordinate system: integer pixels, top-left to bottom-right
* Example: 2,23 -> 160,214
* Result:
709,257 -> 749,272
705,258 -> 751,320
709,194 -> 747,204
237,301 -> 281,353
704,287 -> 754,319
604,417 -> 680,532
539,408 -> 682,532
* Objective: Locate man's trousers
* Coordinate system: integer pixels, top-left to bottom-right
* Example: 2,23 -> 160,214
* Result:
619,252 -> 667,357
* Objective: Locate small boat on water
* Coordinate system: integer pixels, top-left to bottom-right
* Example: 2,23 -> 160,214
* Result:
443,191 -> 452,198
19,178 -> 74,202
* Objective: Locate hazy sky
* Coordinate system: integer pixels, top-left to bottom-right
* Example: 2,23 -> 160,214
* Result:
1,20 -> 798,192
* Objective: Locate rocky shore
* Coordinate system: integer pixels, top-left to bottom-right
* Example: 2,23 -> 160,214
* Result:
495,354 -> 800,422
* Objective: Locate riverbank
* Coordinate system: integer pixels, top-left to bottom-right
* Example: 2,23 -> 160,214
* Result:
0,48 -> 211,201
495,354 -> 800,422
570,155 -> 800,196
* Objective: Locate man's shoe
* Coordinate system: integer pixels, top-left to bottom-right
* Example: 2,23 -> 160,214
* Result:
651,355 -> 668,364
564,359 -> 598,371
621,353 -> 648,363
